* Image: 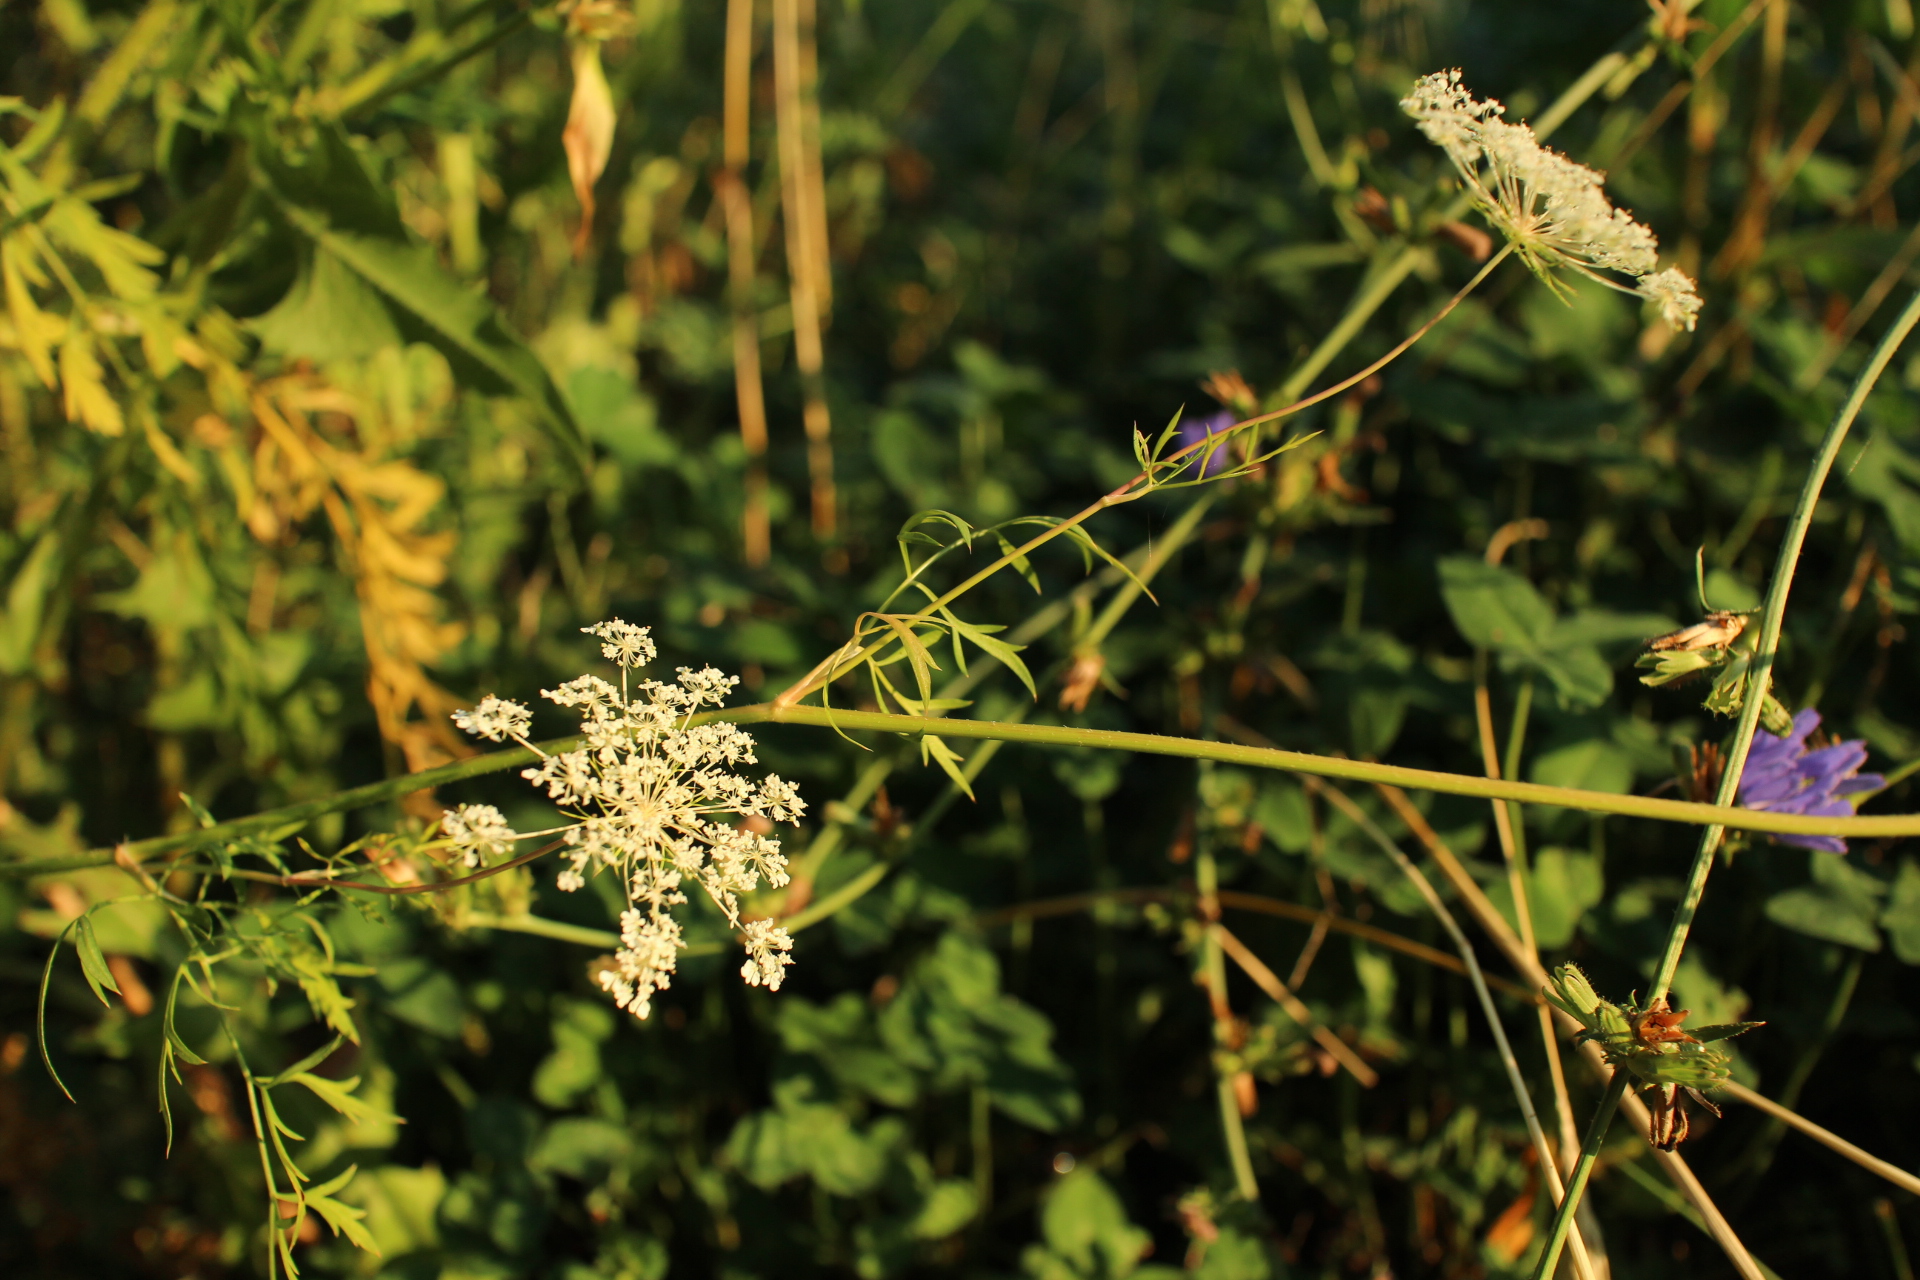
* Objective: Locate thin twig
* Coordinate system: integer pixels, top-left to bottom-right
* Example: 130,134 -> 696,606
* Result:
1377,784 -> 1769,1279
1303,777 -> 1595,1280
1214,923 -> 1379,1087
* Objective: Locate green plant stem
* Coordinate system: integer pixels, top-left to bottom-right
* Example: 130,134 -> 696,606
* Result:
461,912 -> 617,949
1647,284 -> 1920,1007
1531,1074 -> 1628,1280
1878,1198 -> 1916,1280
1309,778 -> 1595,1280
1196,837 -> 1260,1201
1535,286 -> 1920,1280
28,697 -> 1920,882
1078,493 -> 1215,652
775,248 -> 1513,709
1614,1157 -> 1787,1280
1734,950 -> 1864,1180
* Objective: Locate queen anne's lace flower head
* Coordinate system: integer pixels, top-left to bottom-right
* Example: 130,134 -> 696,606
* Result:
1403,69 -> 1701,330
451,619 -> 807,1018
441,803 -> 517,868
452,694 -> 533,742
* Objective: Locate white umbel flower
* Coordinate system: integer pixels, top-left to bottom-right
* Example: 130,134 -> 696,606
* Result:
441,803 -> 518,868
1637,267 -> 1703,333
1403,69 -> 1701,330
740,918 -> 794,991
452,693 -> 533,742
452,619 -> 807,1018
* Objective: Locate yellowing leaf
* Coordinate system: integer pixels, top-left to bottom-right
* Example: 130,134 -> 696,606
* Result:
2,240 -> 61,385
563,42 -> 617,255
59,331 -> 123,435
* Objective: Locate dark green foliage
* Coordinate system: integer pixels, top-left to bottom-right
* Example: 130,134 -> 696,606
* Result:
9,1 -> 1920,1279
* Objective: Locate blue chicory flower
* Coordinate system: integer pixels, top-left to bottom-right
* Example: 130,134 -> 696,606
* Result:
1178,409 -> 1236,479
1735,708 -> 1883,854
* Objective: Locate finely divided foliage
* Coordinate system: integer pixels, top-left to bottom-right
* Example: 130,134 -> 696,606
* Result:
16,7 -> 1920,1276
1403,70 -> 1702,330
451,621 -> 806,1017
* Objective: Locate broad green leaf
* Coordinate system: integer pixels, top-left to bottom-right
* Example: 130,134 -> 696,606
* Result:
1520,643 -> 1613,708
1884,858 -> 1920,964
1766,853 -> 1886,951
529,1117 -> 633,1180
1437,556 -> 1552,652
1547,610 -> 1677,650
1530,737 -> 1634,795
1522,847 -> 1602,950
908,1179 -> 979,1240
251,129 -> 586,472
1025,1169 -> 1152,1279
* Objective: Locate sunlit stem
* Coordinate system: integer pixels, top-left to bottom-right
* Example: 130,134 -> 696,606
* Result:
772,246 -> 1514,709
1647,284 -> 1920,1006
1532,1075 -> 1628,1280
1309,778 -> 1593,1280
1195,828 -> 1260,1200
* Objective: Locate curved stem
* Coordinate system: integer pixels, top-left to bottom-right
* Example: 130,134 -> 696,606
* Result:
772,248 -> 1513,709
1648,284 -> 1920,1006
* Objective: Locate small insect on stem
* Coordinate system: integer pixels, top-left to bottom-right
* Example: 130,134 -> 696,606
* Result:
1645,610 -> 1749,653
1645,1082 -> 1723,1150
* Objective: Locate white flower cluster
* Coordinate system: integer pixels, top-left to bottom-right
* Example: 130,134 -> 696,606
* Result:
1403,70 -> 1702,331
441,803 -> 517,868
449,619 -> 807,1019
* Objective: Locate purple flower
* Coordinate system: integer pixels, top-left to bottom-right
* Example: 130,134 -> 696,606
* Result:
1178,409 -> 1236,479
1735,709 -> 1883,854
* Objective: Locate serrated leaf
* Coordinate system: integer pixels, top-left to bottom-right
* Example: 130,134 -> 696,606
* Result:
73,915 -> 121,1006
305,1166 -> 382,1255
58,331 -> 124,436
283,1072 -> 399,1127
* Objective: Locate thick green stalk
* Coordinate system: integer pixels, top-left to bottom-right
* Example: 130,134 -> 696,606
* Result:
23,700 -> 1920,881
1532,286 -> 1920,1280
1648,285 -> 1920,1006
1532,1075 -> 1628,1280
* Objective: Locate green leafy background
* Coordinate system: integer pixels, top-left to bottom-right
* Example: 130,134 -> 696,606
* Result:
7,1 -> 1920,1278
